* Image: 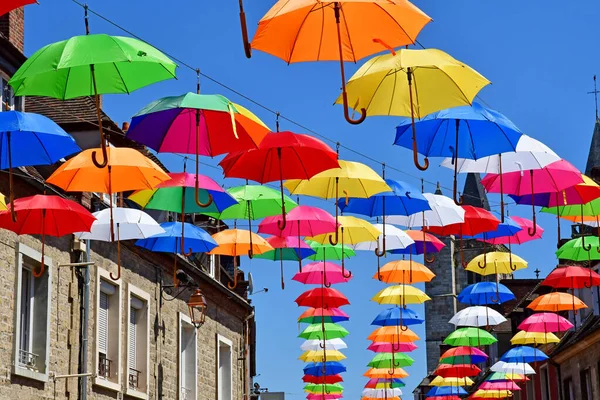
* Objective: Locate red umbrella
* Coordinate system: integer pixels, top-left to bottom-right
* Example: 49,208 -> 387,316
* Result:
440,346 -> 488,361
542,265 -> 600,289
0,195 -> 95,276
427,206 -> 499,266
1,0 -> 35,16
220,131 -> 339,229
298,307 -> 349,322
434,364 -> 481,378
295,287 -> 350,308
303,374 -> 344,384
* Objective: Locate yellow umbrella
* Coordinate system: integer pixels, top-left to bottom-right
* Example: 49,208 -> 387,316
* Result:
429,376 -> 474,387
0,192 -> 7,211
364,367 -> 409,379
299,349 -> 347,362
334,48 -> 489,170
465,251 -> 528,276
472,390 -> 512,399
510,330 -> 560,345
372,284 -> 431,306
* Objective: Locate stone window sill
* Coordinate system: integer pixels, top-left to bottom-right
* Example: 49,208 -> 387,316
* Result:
94,377 -> 121,392
12,365 -> 48,383
125,387 -> 148,400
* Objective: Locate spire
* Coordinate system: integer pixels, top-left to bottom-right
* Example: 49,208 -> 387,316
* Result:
461,173 -> 489,210
585,117 -> 600,179
434,182 -> 442,195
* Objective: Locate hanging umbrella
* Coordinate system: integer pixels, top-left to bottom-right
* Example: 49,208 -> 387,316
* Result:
299,308 -> 350,324
1,0 -> 35,15
486,371 -> 527,382
518,313 -> 573,333
306,394 -> 342,400
307,240 -> 356,261
471,389 -> 514,399
368,342 -> 417,353
299,323 -> 349,341
0,111 -> 81,220
300,350 -> 347,363
458,282 -> 516,305
469,213 -> 522,241
465,251 -> 528,275
542,265 -> 600,289
375,259 -> 435,284
309,215 -> 381,277
304,383 -> 344,394
363,367 -> 408,379
479,216 -> 543,248
209,228 -> 273,288
490,361 -> 535,375
434,364 -> 481,378
427,386 -> 468,396
500,346 -> 548,363
293,261 -> 352,287
296,287 -> 350,309
367,326 -> 419,343
427,397 -> 461,400
439,347 -> 488,365
336,48 -> 489,169
9,23 -> 177,169
371,307 -> 424,327
482,159 -> 584,236
479,381 -> 521,391
510,330 -> 560,346
528,292 -> 587,313
75,207 -> 165,279
362,388 -> 403,398
371,285 -> 431,306
429,376 -> 475,387
443,327 -> 497,347
388,230 -> 446,267
302,338 -> 347,352
257,236 -> 316,288
353,224 -> 414,277
303,374 -> 344,384
364,378 -> 405,389
135,222 -> 218,283
556,236 -> 600,261
0,194 -> 95,277
247,0 -> 431,122
367,353 -> 414,368
449,306 -> 507,327
396,103 -> 522,205
304,362 -> 346,376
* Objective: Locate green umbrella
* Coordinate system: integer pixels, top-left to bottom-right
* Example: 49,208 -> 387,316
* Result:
299,323 -> 349,340
9,7 -> 177,168
543,199 -> 600,247
439,355 -> 479,365
556,236 -> 600,262
304,383 -> 344,394
306,240 -> 356,261
444,327 -> 497,347
368,352 -> 415,368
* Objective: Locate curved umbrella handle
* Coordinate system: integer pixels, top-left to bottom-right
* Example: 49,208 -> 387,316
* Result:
91,70 -> 108,169
238,0 -> 252,58
277,212 -> 287,231
400,324 -> 409,332
329,177 -> 340,246
340,228 -> 351,278
180,218 -> 193,257
374,239 -> 386,258
33,222 -> 46,278
528,170 -> 537,236
323,266 -> 332,288
195,184 -> 214,208
584,267 -> 593,288
477,245 -> 487,269
451,121 -> 464,205
407,67 -> 429,171
91,144 -> 108,169
490,281 -> 500,303
110,225 -> 122,281
228,256 -> 239,289
422,223 -> 435,263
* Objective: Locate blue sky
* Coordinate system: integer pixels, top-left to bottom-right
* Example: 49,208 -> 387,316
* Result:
25,1 -> 600,398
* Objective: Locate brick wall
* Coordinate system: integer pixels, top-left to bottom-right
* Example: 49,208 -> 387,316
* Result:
0,9 -> 25,53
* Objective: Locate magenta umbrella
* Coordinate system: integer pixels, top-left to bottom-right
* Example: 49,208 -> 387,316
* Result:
518,312 -> 574,333
307,395 -> 342,400
480,216 -> 543,245
479,381 -> 521,391
481,159 -> 583,236
368,341 -> 417,353
293,261 -> 351,287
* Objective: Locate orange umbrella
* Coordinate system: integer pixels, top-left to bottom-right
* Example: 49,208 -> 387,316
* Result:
245,0 -> 431,124
47,147 -> 170,280
375,259 -> 435,284
209,228 -> 273,288
367,326 -> 419,343
364,367 -> 409,379
528,292 -> 587,313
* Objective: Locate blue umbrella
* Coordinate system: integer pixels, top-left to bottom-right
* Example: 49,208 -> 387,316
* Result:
394,103 -> 522,209
0,111 -> 81,219
458,282 -> 515,305
135,222 -> 217,253
467,213 -> 522,240
501,346 -> 548,363
371,306 -> 424,327
303,362 -> 346,376
427,385 -> 467,396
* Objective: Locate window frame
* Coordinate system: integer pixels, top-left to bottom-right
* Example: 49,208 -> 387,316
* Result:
94,267 -> 122,392
126,284 -> 151,400
217,334 -> 233,400
564,377 -> 574,400
12,243 -> 52,382
0,71 -> 21,112
179,312 -> 197,400
581,368 -> 593,400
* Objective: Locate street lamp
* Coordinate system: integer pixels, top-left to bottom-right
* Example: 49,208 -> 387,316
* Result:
187,288 -> 207,328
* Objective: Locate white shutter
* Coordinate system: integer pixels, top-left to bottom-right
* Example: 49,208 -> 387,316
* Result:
129,307 -> 137,370
98,292 -> 109,355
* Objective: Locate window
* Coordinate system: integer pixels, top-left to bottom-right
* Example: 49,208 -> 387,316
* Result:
208,254 -> 216,278
0,75 -> 21,111
540,365 -> 550,400
12,243 -> 52,382
179,313 -> 197,400
94,268 -> 121,392
126,285 -> 150,399
218,335 -> 233,400
581,368 -> 593,400
578,286 -> 594,322
564,377 -> 574,400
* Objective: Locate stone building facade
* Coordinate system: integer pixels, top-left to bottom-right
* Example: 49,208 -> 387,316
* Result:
0,8 -> 256,400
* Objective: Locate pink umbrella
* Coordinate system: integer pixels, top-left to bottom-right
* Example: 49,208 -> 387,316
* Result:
481,159 -> 583,236
292,261 -> 352,287
307,395 -> 342,400
518,312 -> 574,333
480,216 -> 543,245
368,341 -> 417,353
479,381 -> 521,391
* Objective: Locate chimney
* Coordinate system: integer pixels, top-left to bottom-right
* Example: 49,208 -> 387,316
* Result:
0,9 -> 25,53
122,122 -> 130,132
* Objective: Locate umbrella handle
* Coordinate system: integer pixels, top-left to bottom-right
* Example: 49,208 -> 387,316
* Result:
277,212 -> 287,231
451,121 -> 464,205
298,258 -> 303,273
407,67 -> 429,171
228,256 -> 239,289
374,239 -> 386,257
527,170 -> 537,236
110,231 -> 122,281
194,178 -> 214,209
91,69 -> 108,169
33,224 -> 46,278
329,178 -> 340,246
477,251 -> 487,269
239,0 -> 252,58
400,325 -> 408,332
340,228 -> 351,278
277,152 -> 287,231
490,284 -> 500,304
423,225 -> 435,263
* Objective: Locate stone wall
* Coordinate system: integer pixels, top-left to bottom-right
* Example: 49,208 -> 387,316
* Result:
556,337 -> 600,400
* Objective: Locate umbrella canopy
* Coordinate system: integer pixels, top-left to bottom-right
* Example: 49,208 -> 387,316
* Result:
469,214 -> 522,240
126,93 -> 269,156
375,260 -> 435,284
556,236 -> 600,262
307,240 -> 356,261
427,386 -> 468,396
299,323 -> 349,340
429,376 -> 475,387
372,285 -> 431,305
371,307 -> 424,327
440,346 -> 488,364
307,393 -> 342,400
486,372 -> 527,382
480,216 -> 543,245
479,381 -> 521,391
368,353 -> 414,368
427,205 -> 500,237
490,361 -> 535,375
388,230 -> 445,256
364,378 -> 405,389
528,292 -> 587,313
544,197 -> 600,223
135,222 -> 217,253
458,282 -> 516,305
209,229 -> 273,257
510,330 -> 560,345
368,342 -> 417,353
259,205 -> 338,237
518,313 -> 573,333
255,236 -> 315,261
385,192 -> 465,227
362,388 -> 403,398
465,252 -> 528,276
434,364 -> 481,378
471,389 -> 513,399
303,374 -> 344,384
501,346 -> 548,363
351,224 -> 414,252
512,174 -> 600,208
304,383 -> 344,394
303,362 -> 346,376
427,397 -> 461,400
129,172 -> 237,214
542,265 -> 600,289
301,338 -> 348,352
292,261 -> 352,286
444,327 -> 497,347
1,1 -> 35,15
367,326 -> 419,343
295,288 -> 350,309
309,216 -> 381,245
364,367 -> 409,379
300,350 -> 346,363
75,207 -> 164,241
449,306 -> 507,327
299,308 -> 350,324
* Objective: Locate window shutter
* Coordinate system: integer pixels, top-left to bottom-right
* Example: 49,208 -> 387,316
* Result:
129,307 -> 137,370
98,292 -> 109,355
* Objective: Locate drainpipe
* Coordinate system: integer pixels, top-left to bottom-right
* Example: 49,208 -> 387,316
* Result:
550,360 -> 562,400
79,240 -> 91,400
243,310 -> 255,400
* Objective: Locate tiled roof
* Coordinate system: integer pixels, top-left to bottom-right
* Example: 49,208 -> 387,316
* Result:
25,96 -> 118,129
551,314 -> 600,356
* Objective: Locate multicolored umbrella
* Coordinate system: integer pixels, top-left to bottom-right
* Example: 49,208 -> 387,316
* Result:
299,308 -> 350,324
440,346 -> 488,365
364,378 -> 405,388
427,386 -> 468,396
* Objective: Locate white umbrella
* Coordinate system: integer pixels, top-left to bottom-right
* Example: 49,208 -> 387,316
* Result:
491,361 -> 536,375
385,192 -> 465,228
76,207 -> 165,280
449,306 -> 507,327
352,224 -> 414,251
300,338 -> 347,352
362,388 -> 403,397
